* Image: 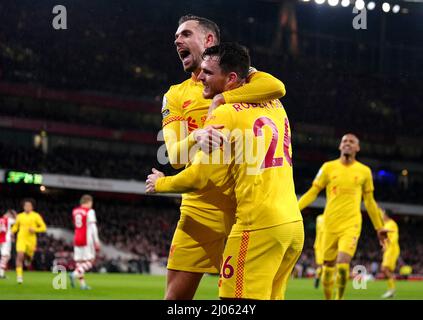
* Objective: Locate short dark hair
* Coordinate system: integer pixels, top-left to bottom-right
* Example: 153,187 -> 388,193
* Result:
202,42 -> 250,79
178,14 -> 220,44
22,198 -> 36,209
80,194 -> 93,205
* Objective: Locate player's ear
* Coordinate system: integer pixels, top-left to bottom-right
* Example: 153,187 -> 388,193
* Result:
204,33 -> 215,48
226,72 -> 238,86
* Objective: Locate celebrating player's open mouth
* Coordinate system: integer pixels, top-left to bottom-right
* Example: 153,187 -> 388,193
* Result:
178,48 -> 192,67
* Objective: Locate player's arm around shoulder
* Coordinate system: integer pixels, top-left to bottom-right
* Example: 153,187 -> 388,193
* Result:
222,69 -> 286,103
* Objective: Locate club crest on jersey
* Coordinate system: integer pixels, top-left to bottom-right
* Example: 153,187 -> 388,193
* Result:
186,116 -> 199,133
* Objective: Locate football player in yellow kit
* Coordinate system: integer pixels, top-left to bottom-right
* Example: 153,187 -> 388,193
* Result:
380,208 -> 400,299
147,42 -> 303,300
12,198 -> 47,284
298,134 -> 388,300
161,15 -> 287,299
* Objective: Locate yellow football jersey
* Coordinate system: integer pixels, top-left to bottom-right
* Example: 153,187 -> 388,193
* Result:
314,214 -> 324,250
312,160 -> 374,233
156,99 -> 303,231
12,211 -> 47,243
384,219 -> 400,252
161,71 -> 287,224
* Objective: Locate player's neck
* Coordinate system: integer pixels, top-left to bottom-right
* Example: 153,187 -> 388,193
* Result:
225,79 -> 245,92
339,155 -> 356,166
191,69 -> 201,81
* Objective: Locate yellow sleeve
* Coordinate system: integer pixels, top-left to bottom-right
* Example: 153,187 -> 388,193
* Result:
11,215 -> 19,234
155,151 -> 213,193
161,87 -> 196,169
363,167 -> 375,193
312,163 -> 329,189
363,192 -> 383,230
387,222 -> 399,244
163,121 -> 196,170
222,71 -> 286,103
298,185 -> 322,211
155,106 -> 234,194
34,214 -> 47,233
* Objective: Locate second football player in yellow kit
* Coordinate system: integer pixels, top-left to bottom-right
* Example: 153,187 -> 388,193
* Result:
380,208 -> 400,299
160,15 -> 287,299
147,42 -> 303,300
298,134 -> 388,300
313,214 -> 324,289
12,198 -> 47,284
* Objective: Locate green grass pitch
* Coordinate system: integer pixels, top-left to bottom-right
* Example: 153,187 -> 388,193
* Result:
1,271 -> 422,300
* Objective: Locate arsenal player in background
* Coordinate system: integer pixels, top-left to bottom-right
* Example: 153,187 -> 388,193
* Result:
69,194 -> 100,290
0,209 -> 17,279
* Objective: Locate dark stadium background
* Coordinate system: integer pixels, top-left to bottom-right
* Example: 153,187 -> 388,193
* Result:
0,0 -> 422,279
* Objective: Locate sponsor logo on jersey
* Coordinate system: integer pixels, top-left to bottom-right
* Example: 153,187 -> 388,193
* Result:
182,100 -> 192,109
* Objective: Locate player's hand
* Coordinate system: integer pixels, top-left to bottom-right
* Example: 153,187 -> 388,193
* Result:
28,227 -> 36,234
377,228 -> 390,248
146,168 -> 165,193
208,93 -> 225,116
193,125 -> 227,154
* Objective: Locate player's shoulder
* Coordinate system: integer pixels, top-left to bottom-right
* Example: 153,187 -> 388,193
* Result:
208,103 -> 237,124
210,103 -> 236,116
355,160 -> 372,173
322,159 -> 338,169
165,77 -> 194,95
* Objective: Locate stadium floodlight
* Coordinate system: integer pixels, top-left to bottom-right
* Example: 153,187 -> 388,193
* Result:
302,0 -> 311,2
355,0 -> 365,10
367,1 -> 376,10
328,0 -> 339,6
341,0 -> 350,6
392,4 -> 400,13
315,0 -> 326,5
382,2 -> 391,12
